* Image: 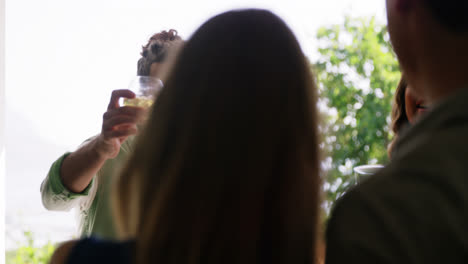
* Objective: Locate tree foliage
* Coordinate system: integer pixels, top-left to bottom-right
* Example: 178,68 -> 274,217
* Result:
314,16 -> 401,209
7,231 -> 56,264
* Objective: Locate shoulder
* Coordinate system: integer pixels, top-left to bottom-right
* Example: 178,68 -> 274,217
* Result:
50,237 -> 134,264
326,186 -> 379,242
326,154 -> 467,263
326,160 -> 428,262
325,178 -> 408,263
50,240 -> 78,264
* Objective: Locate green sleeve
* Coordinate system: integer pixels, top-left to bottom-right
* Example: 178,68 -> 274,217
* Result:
47,153 -> 94,199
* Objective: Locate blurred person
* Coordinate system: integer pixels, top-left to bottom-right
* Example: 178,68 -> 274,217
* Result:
388,76 -> 428,157
40,30 -> 183,239
326,0 -> 468,263
50,9 -> 321,264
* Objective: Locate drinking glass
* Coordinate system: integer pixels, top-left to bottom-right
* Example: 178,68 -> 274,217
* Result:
353,164 -> 384,185
122,76 -> 163,108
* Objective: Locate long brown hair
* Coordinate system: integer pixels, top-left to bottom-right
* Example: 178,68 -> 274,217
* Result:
388,76 -> 409,157
114,9 -> 320,264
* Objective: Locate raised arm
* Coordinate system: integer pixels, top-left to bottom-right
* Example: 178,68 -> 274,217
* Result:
41,89 -> 146,210
60,89 -> 146,193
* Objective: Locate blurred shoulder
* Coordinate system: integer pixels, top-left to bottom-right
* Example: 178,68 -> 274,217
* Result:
50,240 -> 78,264
50,237 -> 134,264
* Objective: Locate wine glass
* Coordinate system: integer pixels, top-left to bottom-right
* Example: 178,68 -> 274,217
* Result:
122,76 -> 163,108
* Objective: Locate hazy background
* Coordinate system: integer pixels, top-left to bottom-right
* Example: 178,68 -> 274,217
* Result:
5,0 -> 386,249
1,0 -> 5,257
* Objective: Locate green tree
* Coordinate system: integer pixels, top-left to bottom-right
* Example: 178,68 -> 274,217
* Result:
6,231 -> 56,264
314,16 -> 401,210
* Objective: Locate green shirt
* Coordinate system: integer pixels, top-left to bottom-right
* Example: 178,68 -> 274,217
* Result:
40,136 -> 135,239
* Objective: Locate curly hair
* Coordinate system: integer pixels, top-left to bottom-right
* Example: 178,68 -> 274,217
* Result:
388,77 -> 409,158
137,29 -> 183,76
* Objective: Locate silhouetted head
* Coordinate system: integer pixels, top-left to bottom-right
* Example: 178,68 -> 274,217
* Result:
137,29 -> 183,77
386,0 -> 468,102
115,9 -> 321,264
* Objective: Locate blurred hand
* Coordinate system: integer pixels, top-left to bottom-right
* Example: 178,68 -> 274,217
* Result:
95,89 -> 147,159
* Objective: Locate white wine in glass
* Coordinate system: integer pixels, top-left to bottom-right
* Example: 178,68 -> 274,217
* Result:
123,96 -> 154,108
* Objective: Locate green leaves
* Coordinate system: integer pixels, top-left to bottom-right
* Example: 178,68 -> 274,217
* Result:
315,16 -> 400,211
8,231 -> 56,264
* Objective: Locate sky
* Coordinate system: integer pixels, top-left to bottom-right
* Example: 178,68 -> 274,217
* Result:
4,0 -> 387,248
